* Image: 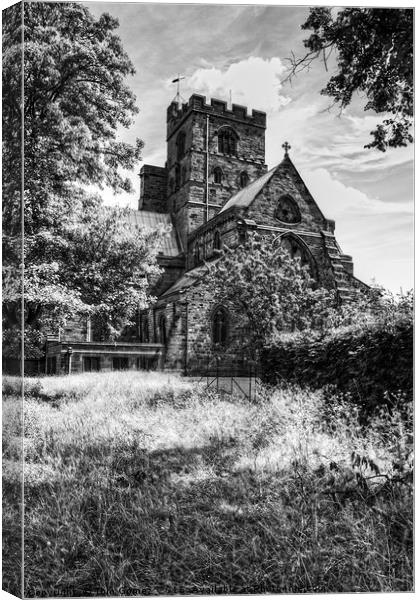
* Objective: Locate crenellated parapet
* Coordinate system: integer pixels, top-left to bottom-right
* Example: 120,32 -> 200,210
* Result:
167,94 -> 266,138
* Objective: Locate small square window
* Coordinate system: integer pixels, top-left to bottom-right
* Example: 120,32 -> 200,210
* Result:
112,356 -> 129,370
83,356 -> 100,372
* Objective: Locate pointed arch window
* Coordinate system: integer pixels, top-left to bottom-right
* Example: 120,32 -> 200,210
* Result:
141,315 -> 149,343
176,131 -> 186,160
212,306 -> 228,346
213,230 -> 222,251
197,243 -> 203,263
158,314 -> 167,345
239,171 -> 249,188
213,167 -> 223,184
282,236 -> 316,279
193,243 -> 199,267
218,128 -> 237,155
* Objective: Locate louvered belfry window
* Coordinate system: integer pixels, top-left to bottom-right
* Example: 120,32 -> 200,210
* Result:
213,167 -> 223,184
218,128 -> 236,155
176,131 -> 186,160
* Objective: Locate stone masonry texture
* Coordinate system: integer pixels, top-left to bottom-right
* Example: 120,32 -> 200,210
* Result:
47,94 -> 367,375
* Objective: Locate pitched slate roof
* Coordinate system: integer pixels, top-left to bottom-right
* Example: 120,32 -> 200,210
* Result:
126,210 -> 181,257
160,265 -> 207,298
219,164 -> 278,213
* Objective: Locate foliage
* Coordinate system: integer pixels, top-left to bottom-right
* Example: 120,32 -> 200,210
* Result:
3,373 -> 413,595
57,205 -> 164,340
288,8 -> 413,151
205,232 -> 336,351
2,3 -> 161,357
3,2 -> 142,215
320,286 -> 413,332
3,206 -> 165,357
262,290 -> 413,415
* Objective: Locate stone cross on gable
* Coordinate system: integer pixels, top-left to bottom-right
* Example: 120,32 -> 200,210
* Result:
282,141 -> 291,156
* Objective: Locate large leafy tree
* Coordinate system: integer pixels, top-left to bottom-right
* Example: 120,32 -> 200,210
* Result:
288,7 -> 413,151
205,233 -> 336,352
2,2 -> 161,358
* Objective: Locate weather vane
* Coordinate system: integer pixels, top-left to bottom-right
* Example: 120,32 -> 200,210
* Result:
282,141 -> 291,156
172,74 -> 185,108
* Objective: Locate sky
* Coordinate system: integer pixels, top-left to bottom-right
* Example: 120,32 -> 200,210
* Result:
84,1 -> 414,293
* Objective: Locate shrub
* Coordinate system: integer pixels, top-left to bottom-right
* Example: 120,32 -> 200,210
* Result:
261,318 -> 413,416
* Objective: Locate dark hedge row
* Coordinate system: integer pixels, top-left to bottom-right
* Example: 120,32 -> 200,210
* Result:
261,322 -> 413,413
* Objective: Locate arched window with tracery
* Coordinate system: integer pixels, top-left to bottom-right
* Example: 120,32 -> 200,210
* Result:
239,171 -> 249,188
176,131 -> 186,160
213,167 -> 223,184
212,306 -> 228,346
282,236 -> 316,279
275,195 -> 301,224
158,314 -> 167,345
218,128 -> 237,155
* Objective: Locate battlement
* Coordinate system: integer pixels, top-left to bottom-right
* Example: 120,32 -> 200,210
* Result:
167,93 -> 266,138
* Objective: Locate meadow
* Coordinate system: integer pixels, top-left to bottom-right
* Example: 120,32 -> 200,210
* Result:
3,371 -> 413,596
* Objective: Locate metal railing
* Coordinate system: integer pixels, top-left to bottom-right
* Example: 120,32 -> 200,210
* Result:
187,341 -> 260,401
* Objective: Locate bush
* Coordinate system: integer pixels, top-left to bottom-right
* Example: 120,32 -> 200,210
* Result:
261,319 -> 413,416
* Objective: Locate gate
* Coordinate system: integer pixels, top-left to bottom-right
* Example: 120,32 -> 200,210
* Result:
187,342 -> 260,401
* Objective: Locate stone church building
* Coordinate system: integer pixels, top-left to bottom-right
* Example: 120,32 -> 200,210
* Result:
45,93 -> 366,375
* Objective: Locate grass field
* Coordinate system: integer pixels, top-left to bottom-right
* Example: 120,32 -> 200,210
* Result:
2,372 -> 413,596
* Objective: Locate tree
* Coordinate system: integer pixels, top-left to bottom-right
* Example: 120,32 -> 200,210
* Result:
3,204 -> 165,358
2,2 -> 161,359
205,233 -> 336,351
287,8 -> 413,151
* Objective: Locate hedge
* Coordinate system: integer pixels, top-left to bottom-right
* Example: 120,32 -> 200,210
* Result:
261,322 -> 413,413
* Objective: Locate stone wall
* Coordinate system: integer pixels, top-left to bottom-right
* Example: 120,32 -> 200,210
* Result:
186,210 -> 240,270
155,277 -> 253,374
152,257 -> 185,296
245,157 -> 328,232
166,94 -> 267,249
139,164 -> 168,212
158,300 -> 186,372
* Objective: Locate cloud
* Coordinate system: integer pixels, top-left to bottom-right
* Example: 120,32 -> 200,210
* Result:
299,167 -> 413,291
185,57 -> 291,113
267,99 -> 414,175
301,168 -> 413,218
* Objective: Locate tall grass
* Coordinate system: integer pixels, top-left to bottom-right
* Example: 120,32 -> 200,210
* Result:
3,372 -> 413,596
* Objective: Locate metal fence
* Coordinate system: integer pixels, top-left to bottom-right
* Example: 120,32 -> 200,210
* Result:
187,342 -> 260,401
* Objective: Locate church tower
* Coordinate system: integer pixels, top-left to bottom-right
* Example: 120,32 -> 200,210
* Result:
166,94 -> 267,249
